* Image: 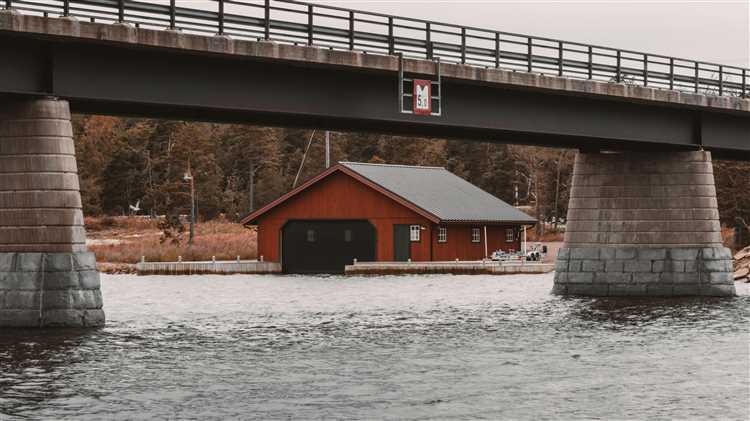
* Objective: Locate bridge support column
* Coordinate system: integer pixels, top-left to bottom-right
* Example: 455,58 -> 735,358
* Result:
0,98 -> 104,327
553,151 -> 735,297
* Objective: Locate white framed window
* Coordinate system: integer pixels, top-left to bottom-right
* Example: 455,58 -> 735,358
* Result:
471,228 -> 481,243
410,225 -> 421,242
306,229 -> 316,243
506,228 -> 514,242
438,227 -> 447,243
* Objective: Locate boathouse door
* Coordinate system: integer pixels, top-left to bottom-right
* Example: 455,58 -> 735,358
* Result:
282,220 -> 375,274
393,224 -> 411,262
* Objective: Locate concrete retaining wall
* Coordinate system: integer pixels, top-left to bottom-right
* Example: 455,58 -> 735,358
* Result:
346,261 -> 554,275
137,260 -> 281,275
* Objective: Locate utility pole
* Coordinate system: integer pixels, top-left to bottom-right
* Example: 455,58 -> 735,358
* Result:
325,131 -> 330,168
183,160 -> 195,245
248,161 -> 255,212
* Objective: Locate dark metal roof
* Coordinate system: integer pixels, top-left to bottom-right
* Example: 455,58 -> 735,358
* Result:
340,162 -> 537,224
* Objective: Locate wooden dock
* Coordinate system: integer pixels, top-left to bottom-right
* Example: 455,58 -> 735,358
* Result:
137,260 -> 281,275
345,261 -> 554,275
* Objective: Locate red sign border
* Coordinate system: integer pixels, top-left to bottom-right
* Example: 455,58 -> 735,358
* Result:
412,79 -> 432,115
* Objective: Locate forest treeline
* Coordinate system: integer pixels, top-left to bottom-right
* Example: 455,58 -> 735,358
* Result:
72,115 -> 750,243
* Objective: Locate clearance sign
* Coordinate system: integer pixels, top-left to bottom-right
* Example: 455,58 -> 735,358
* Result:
413,79 -> 432,115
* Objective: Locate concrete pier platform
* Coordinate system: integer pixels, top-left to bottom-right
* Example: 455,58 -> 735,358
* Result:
0,98 -> 105,327
553,151 -> 735,297
346,261 -> 554,275
137,260 -> 281,276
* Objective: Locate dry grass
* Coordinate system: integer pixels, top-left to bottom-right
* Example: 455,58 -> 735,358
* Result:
86,217 -> 257,264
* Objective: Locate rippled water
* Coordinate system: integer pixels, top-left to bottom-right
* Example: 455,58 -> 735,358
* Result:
1,274 -> 749,420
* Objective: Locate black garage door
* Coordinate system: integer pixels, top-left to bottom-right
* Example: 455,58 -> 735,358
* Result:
282,220 -> 376,274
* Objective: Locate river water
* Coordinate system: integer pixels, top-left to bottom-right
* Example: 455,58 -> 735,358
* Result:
1,274 -> 748,420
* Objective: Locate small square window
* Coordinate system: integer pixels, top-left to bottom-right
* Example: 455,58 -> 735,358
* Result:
438,227 -> 447,243
506,229 -> 514,242
306,229 -> 316,243
471,228 -> 481,243
344,229 -> 353,242
410,225 -> 421,242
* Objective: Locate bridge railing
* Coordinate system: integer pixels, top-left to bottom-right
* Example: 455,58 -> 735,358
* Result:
6,0 -> 749,99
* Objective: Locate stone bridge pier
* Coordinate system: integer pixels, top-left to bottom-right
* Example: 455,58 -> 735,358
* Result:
0,97 -> 104,327
554,151 -> 736,297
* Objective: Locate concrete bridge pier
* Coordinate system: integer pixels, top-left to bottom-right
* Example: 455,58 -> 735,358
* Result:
553,151 -> 736,297
0,97 -> 105,327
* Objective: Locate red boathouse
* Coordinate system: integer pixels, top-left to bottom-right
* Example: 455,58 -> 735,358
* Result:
241,162 -> 536,273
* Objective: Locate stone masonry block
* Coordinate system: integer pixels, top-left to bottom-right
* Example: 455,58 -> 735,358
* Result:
666,260 -> 685,272
0,309 -> 41,328
609,284 -> 648,296
0,272 -> 41,291
73,253 -> 97,271
624,259 -> 653,273
705,272 -> 732,284
684,261 -> 698,272
567,272 -> 594,283
16,253 -> 43,272
605,260 -> 624,273
3,290 -> 40,309
663,272 -> 700,284
700,284 -> 736,297
567,284 -> 609,296
594,272 -> 632,283
673,284 -> 701,296
554,260 -> 568,272
600,248 -> 616,260
43,271 -> 80,290
652,260 -> 665,273
638,248 -> 667,260
668,248 -> 700,260
646,284 -> 674,296
701,260 -> 733,273
556,248 -> 570,260
633,273 -> 660,283
615,248 -> 637,259
701,248 -> 732,260
553,272 -> 567,284
570,248 -> 599,260
46,253 -> 74,272
0,253 -> 14,270
568,260 -> 582,272
582,260 -> 604,272
78,270 -> 101,290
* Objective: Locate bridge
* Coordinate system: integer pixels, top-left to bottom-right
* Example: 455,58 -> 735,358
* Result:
0,0 -> 748,327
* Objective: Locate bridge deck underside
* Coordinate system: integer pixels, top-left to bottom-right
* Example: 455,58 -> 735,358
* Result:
1,33 -> 749,156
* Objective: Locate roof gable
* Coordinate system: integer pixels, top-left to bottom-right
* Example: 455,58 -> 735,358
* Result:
241,162 -> 536,225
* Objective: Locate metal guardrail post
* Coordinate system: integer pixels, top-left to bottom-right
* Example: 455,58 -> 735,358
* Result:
388,16 -> 394,55
669,57 -> 674,90
587,46 -> 593,79
426,22 -> 432,60
168,0 -> 175,29
558,41 -> 563,76
615,50 -> 621,83
495,32 -> 500,68
718,65 -> 723,96
526,37 -> 532,72
307,4 -> 313,45
461,28 -> 466,64
63,0 -> 70,17
348,11 -> 354,50
694,62 -> 699,93
743,69 -> 747,97
264,0 -> 270,40
643,54 -> 648,86
118,0 -> 124,23
218,0 -> 224,35
4,0 -> 10,10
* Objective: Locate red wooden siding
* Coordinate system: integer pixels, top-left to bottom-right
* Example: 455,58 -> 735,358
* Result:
431,225 -> 522,261
256,171 -> 433,263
